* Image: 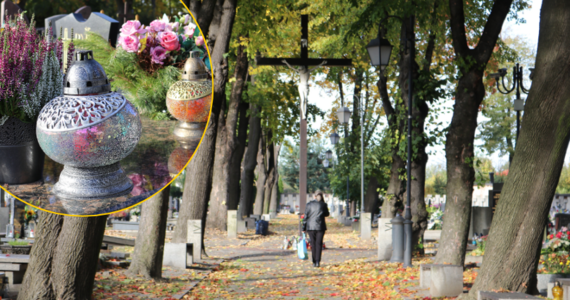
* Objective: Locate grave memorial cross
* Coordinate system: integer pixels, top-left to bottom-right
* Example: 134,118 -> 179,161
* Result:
255,15 -> 352,234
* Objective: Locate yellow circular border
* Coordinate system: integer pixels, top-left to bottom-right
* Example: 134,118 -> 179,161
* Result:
0,4 -> 214,218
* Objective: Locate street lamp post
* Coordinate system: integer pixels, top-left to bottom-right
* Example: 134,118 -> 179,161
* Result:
336,106 -> 352,218
367,16 -> 413,268
489,64 -> 534,145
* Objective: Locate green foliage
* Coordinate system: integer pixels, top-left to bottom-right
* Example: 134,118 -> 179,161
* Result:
73,33 -> 178,120
478,35 -> 535,162
425,164 -> 446,196
279,138 -> 331,193
556,163 -> 570,194
328,133 -> 391,208
7,240 -> 30,246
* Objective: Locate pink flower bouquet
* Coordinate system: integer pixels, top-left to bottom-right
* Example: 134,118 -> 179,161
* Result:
117,13 -> 209,74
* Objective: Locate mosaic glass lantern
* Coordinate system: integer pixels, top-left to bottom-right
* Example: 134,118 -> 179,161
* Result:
166,51 -> 212,146
36,50 -> 142,200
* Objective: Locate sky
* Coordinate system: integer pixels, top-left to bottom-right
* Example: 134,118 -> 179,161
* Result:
298,0 -> 547,171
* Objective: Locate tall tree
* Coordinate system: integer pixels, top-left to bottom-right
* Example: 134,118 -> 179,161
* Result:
208,42 -> 249,231
174,0 -> 237,244
435,0 -> 517,265
464,0 -> 570,295
238,105 -> 261,219
263,132 -> 275,214
253,133 -> 267,215
227,100 -> 250,210
269,144 -> 281,215
18,213 -> 106,299
127,186 -> 170,279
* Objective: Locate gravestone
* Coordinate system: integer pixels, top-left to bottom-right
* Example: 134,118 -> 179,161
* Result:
555,213 -> 570,231
245,218 -> 256,230
478,291 -> 542,300
162,243 -> 192,270
469,207 -> 494,238
52,12 -> 120,47
75,6 -> 92,20
420,264 -> 463,297
0,207 -> 9,234
377,218 -> 393,260
237,219 -> 246,233
227,210 -> 237,238
1,0 -> 28,26
360,212 -> 371,240
186,220 -> 202,261
45,14 -> 67,37
262,214 -> 271,221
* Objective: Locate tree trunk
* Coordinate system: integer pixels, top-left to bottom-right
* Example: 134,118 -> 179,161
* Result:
207,42 -> 248,231
228,100 -> 249,210
127,186 -> 170,279
350,202 -> 356,216
253,133 -> 266,216
263,134 -> 275,215
463,0 -> 570,296
434,0 -> 513,266
269,144 -> 281,215
18,213 -> 106,299
172,115 -> 217,248
364,177 -> 379,213
238,105 -> 261,219
173,0 -> 236,244
378,67 -> 405,219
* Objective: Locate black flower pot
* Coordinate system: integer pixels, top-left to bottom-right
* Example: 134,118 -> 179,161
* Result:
0,117 -> 45,184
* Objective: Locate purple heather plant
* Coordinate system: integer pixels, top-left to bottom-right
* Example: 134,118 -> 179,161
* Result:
0,15 -> 71,124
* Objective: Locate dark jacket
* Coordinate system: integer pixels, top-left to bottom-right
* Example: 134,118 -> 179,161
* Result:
303,200 -> 330,231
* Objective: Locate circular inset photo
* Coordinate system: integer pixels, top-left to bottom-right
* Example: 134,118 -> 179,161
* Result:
0,10 -> 212,216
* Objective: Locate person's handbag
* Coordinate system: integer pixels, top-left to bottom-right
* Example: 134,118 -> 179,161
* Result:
297,233 -> 308,260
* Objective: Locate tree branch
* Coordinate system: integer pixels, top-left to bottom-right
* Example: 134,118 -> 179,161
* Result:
378,71 -> 395,126
422,1 -> 439,72
448,0 -> 470,57
475,0 -> 514,63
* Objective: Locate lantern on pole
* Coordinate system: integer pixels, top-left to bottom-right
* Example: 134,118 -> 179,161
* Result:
337,107 -> 351,125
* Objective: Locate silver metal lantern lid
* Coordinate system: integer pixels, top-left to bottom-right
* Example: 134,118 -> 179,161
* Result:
182,51 -> 209,81
64,50 -> 111,95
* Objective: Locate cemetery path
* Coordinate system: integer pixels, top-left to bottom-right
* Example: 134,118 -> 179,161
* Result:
93,215 -> 478,300
184,215 -> 452,300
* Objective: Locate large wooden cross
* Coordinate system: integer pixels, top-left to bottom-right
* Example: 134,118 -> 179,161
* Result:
256,15 -> 352,224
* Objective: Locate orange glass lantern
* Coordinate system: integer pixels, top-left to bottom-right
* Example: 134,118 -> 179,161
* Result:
166,51 -> 212,146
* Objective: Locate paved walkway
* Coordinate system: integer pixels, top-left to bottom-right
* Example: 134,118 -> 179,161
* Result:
185,215 -> 441,300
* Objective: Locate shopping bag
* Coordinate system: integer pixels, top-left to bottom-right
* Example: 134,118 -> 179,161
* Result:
297,233 -> 308,260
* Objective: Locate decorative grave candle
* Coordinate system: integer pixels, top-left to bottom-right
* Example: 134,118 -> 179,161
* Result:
36,50 -> 142,200
166,51 -> 212,146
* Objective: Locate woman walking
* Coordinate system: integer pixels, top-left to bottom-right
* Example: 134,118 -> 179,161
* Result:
302,190 -> 329,267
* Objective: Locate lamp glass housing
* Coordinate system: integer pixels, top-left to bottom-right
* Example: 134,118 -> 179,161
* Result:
337,107 -> 351,125
325,150 -> 333,160
330,132 -> 340,145
323,159 -> 330,168
366,38 -> 393,68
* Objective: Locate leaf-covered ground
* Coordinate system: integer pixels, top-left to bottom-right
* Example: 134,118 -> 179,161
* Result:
95,214 -> 480,299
